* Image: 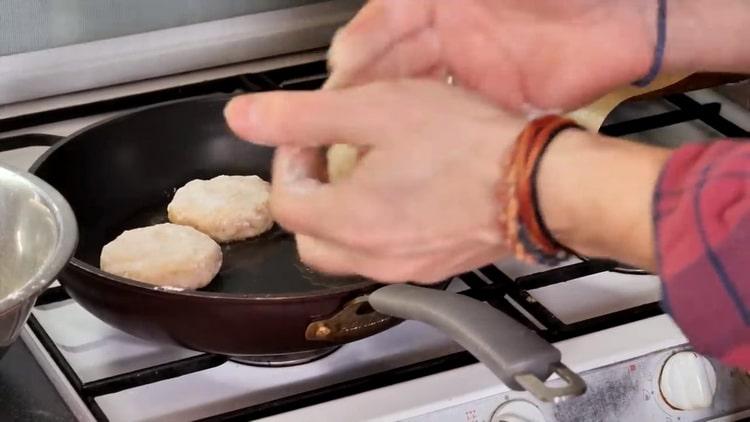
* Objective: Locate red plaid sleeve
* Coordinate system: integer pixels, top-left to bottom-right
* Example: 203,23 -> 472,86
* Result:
655,139 -> 750,369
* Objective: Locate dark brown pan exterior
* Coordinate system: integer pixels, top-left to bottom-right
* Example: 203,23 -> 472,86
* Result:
30,95 -> 393,356
60,263 -> 389,355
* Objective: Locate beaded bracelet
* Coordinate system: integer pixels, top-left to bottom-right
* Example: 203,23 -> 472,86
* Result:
498,116 -> 583,265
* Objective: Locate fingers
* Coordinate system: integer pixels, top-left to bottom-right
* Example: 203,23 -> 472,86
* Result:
270,163 -> 374,248
326,0 -> 435,89
296,234 -> 422,284
328,27 -> 443,88
224,89 -> 365,147
271,145 -> 350,237
296,234 -> 502,285
272,145 -> 327,185
295,234 -> 358,277
224,87 -> 394,148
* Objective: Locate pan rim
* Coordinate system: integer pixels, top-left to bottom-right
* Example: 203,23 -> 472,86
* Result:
31,93 -> 379,301
67,258 -> 378,301
28,93 -> 233,173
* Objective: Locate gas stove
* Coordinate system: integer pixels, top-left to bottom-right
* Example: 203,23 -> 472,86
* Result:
1,54 -> 750,422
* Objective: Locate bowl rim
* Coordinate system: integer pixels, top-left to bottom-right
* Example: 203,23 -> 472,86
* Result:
0,164 -> 78,313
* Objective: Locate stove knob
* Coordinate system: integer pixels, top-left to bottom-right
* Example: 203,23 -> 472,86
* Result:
490,400 -> 545,422
659,351 -> 717,410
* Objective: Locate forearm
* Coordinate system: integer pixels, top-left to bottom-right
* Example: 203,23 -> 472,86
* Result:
543,0 -> 750,268
537,130 -> 671,271
664,0 -> 750,74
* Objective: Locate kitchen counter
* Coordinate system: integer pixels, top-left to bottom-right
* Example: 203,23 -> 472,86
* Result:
0,339 -> 75,421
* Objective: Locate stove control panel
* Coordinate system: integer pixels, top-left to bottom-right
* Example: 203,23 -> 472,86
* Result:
404,345 -> 750,422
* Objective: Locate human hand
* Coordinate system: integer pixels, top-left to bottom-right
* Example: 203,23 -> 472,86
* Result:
224,80 -> 525,283
326,0 -> 656,113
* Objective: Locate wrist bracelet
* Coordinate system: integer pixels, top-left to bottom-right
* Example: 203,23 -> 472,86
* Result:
498,116 -> 582,265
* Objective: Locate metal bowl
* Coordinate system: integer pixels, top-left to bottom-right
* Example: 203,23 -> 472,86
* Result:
0,165 -> 77,358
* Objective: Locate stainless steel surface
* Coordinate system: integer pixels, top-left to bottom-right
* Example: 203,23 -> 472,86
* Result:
0,165 -> 77,350
229,346 -> 340,367
0,51 -> 325,125
0,0 -> 328,55
0,0 -> 362,105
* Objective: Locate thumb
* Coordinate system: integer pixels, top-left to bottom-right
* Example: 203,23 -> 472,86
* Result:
326,0 -> 435,89
223,89 -> 384,148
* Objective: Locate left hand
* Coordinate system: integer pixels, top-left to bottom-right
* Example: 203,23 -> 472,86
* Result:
224,80 -> 525,283
325,0 -> 656,113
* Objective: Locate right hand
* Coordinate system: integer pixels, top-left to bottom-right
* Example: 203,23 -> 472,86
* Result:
327,0 -> 656,113
225,80 -> 525,283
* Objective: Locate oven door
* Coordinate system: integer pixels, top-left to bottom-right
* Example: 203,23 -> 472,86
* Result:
0,0 -> 363,105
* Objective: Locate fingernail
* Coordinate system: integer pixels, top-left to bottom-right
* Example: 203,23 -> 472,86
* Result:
223,96 -> 254,136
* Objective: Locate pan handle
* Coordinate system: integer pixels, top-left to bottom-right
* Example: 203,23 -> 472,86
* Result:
0,134 -> 61,152
368,284 -> 586,402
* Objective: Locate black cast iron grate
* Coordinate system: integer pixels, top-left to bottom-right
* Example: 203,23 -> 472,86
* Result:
16,61 -> 749,421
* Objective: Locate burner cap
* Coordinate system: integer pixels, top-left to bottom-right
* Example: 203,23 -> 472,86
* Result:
229,346 -> 340,367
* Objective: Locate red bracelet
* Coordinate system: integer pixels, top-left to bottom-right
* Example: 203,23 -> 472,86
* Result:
498,115 -> 582,264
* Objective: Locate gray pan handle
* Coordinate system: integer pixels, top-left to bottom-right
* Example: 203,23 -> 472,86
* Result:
368,284 -> 586,402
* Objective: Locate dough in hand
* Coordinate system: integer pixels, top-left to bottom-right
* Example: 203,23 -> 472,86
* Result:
167,175 -> 273,242
326,144 -> 360,182
100,223 -> 222,289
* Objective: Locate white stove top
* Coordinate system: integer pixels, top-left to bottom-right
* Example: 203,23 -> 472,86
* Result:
2,59 -> 749,421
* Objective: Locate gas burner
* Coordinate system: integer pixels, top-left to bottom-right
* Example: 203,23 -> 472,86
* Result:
229,346 -> 340,367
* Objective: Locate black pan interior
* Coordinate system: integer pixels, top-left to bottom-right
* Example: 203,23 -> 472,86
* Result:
33,95 -> 367,296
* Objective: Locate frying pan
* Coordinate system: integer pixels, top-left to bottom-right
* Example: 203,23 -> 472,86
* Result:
15,95 -> 584,402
